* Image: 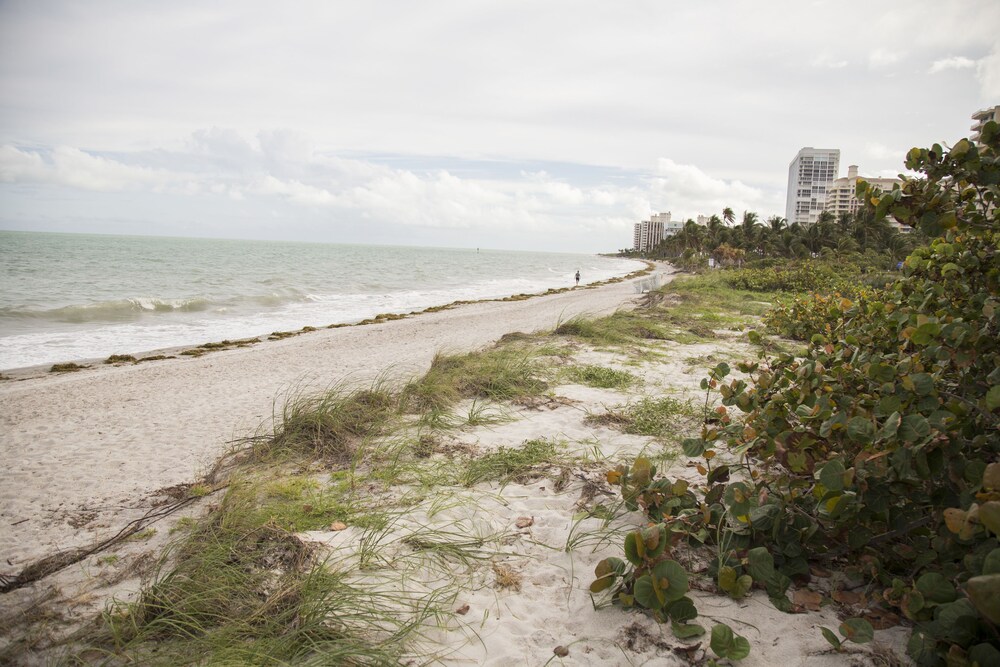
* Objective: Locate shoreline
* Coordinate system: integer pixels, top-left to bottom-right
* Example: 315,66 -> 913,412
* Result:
0,264 -> 670,572
0,262 -> 655,380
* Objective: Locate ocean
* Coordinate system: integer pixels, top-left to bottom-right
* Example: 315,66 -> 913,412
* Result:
0,231 -> 645,370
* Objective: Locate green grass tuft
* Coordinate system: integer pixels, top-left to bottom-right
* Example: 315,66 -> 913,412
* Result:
567,364 -> 638,390
462,438 -> 562,487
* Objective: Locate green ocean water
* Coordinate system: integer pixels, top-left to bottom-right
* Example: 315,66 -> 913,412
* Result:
0,231 -> 643,369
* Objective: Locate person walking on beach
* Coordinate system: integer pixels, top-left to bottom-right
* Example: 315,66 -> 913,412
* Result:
575,270 -> 580,286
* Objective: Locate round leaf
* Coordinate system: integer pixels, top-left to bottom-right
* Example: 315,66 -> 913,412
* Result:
915,572 -> 957,603
838,617 -> 874,644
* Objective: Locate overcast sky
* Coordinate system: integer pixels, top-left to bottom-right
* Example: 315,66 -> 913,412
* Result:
0,1 -> 997,253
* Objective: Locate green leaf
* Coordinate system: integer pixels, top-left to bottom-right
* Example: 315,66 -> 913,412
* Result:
899,414 -> 931,443
980,501 -> 1000,536
671,621 -> 705,639
838,617 -> 874,644
966,575 -> 1000,624
681,437 -> 706,457
982,548 -> 1000,576
651,559 -> 690,602
818,459 -> 846,492
624,532 -> 642,566
906,630 -> 938,666
845,417 -> 875,444
909,373 -> 935,396
915,572 -> 957,604
710,623 -> 734,656
665,596 -> 698,622
634,575 -> 662,611
986,385 -> 1000,411
970,643 -> 1000,667
729,636 -> 751,660
747,547 -> 775,582
820,626 -> 842,650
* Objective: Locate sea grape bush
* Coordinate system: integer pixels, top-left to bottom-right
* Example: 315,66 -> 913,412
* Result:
593,123 -> 1000,665
722,262 -> 858,294
762,288 -> 888,342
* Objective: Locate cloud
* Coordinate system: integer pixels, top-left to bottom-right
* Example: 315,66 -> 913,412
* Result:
928,56 -> 976,73
869,48 -> 904,69
645,159 -> 770,220
810,54 -> 848,69
976,46 -> 1000,97
0,145 -> 181,191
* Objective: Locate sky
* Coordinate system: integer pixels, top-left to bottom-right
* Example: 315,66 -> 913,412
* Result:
0,1 -> 997,253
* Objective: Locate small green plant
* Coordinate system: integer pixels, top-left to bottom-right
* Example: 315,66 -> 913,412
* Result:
462,438 -> 560,487
709,623 -> 751,661
567,364 -> 638,390
820,618 -> 875,652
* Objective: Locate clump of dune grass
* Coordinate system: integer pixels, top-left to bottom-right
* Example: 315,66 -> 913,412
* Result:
84,479 -> 433,666
566,364 -> 638,390
586,396 -> 698,439
553,311 -> 672,346
462,438 -> 561,487
260,380 -> 399,462
402,347 -> 547,413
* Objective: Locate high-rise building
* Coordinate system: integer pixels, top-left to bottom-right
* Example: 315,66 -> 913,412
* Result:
786,148 -> 840,225
633,213 -> 668,251
971,106 -> 1000,145
825,165 -> 901,218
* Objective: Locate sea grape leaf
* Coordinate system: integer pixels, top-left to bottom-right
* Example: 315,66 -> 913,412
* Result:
634,575 -> 661,611
899,414 -> 930,443
980,501 -> 1000,536
820,626 -> 842,650
846,417 -> 875,444
966,575 -> 1000,624
819,459 -> 846,492
915,572 -> 957,604
652,559 -> 689,602
982,548 -> 1000,576
671,621 -> 705,639
838,617 -> 874,644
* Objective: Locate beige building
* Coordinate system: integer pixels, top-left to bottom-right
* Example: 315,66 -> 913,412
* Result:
825,165 -> 901,217
971,106 -> 1000,144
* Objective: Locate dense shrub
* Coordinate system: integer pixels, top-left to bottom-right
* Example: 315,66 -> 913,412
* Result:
597,124 -> 1000,665
723,262 -> 857,294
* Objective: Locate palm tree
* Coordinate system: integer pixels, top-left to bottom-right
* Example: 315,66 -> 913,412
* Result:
722,207 -> 735,226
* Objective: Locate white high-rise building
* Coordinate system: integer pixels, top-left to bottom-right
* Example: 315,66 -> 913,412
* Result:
633,212 -> 669,251
786,148 -> 840,225
971,106 -> 1000,145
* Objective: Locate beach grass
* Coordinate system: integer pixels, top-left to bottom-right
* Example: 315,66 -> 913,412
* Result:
51,267 -> 788,665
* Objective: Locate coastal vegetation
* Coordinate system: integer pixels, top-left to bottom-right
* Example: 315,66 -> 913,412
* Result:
598,125 -> 1000,664
8,130 -> 996,666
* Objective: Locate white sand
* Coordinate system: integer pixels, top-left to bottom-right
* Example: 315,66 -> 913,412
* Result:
0,274 -> 662,570
0,267 -> 910,665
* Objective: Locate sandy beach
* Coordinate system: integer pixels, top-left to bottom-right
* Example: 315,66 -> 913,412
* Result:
0,273 -> 661,571
0,266 -> 911,665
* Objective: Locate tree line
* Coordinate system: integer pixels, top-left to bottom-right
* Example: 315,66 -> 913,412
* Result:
627,203 -> 925,268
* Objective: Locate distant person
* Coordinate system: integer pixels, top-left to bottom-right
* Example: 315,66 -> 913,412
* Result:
575,270 -> 580,286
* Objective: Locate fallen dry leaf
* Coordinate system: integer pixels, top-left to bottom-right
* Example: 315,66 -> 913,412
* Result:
553,646 -> 569,657
455,604 -> 470,615
515,516 -> 534,529
832,589 -> 867,606
330,521 -> 348,531
792,588 -> 823,611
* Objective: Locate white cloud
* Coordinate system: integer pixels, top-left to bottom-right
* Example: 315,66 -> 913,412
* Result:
811,54 -> 848,69
928,56 -> 976,73
869,48 -> 904,69
646,159 -> 770,221
0,145 -> 181,191
976,46 -> 1000,97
